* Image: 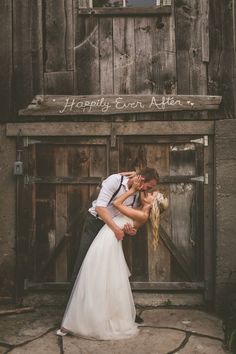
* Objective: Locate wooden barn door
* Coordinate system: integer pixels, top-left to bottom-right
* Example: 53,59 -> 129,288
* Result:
119,135 -> 210,292
20,133 -> 212,301
22,137 -> 108,284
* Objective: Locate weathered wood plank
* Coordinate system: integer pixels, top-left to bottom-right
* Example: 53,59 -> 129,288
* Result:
67,142 -> 91,276
152,6 -> 176,95
208,0 -> 235,118
144,144 -> 171,281
34,146 -> 56,281
170,143 -> 197,280
159,225 -> 193,281
135,18 -> 153,95
55,147 -> 68,281
44,72 -> 74,95
131,281 -> 204,290
13,0 -> 43,115
0,0 -> 12,119
113,18 -> 135,94
19,94 -> 222,116
24,280 -> 204,291
44,0 -> 74,72
175,0 -> 207,95
75,15 -> 100,94
78,6 -> 172,15
200,0 -> 209,62
6,121 -> 215,136
203,136 -> 214,301
99,17 -> 113,94
27,176 -> 103,184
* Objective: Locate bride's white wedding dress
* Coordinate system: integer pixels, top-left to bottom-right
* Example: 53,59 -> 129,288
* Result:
61,214 -> 139,340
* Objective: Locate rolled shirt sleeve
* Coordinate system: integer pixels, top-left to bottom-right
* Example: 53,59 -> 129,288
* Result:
96,174 -> 122,207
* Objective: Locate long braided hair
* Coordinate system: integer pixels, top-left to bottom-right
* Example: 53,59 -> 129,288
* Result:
149,192 -> 169,250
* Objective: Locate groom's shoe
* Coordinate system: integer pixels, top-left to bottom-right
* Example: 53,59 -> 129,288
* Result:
135,314 -> 144,324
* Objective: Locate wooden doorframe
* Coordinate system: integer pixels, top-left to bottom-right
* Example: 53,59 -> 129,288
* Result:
10,121 -> 214,302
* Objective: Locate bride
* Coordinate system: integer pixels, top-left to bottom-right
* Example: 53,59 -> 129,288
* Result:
57,175 -> 168,340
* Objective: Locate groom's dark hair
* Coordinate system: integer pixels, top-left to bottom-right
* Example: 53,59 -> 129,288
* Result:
139,167 -> 159,183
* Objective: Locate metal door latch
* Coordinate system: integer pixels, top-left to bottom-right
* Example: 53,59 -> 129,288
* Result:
190,173 -> 208,185
190,135 -> 208,147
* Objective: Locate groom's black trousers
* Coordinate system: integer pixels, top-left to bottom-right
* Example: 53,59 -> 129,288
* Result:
69,212 -> 105,293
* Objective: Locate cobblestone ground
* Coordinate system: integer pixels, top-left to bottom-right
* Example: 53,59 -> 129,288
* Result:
0,307 -> 228,354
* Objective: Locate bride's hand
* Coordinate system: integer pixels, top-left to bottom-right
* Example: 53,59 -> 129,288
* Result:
120,171 -> 137,178
130,175 -> 143,192
123,223 -> 137,236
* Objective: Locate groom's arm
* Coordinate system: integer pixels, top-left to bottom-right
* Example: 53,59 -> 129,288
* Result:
95,174 -> 124,240
95,207 -> 124,240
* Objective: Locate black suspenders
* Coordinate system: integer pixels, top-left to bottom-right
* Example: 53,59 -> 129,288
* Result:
107,175 -> 137,206
96,175 -> 136,218
107,175 -> 124,205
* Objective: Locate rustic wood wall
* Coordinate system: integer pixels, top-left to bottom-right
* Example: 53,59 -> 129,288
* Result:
0,0 -> 235,120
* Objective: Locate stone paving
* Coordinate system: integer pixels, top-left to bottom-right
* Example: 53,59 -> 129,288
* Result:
0,306 -> 229,354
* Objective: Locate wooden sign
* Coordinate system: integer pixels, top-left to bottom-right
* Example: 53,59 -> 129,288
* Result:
19,95 -> 222,116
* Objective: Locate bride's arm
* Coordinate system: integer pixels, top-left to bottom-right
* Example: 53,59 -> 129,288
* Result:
113,177 -> 148,225
113,190 -> 147,224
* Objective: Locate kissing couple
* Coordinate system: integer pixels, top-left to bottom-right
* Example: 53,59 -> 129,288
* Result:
57,167 -> 168,340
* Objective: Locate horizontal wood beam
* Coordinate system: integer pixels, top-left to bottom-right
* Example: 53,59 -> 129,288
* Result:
26,176 -> 102,185
77,6 -> 172,16
24,281 -> 204,291
131,282 -> 204,291
26,175 -> 203,185
19,95 -> 222,116
6,121 -> 214,136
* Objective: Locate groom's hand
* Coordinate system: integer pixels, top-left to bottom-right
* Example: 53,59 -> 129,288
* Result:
114,227 -> 125,240
123,223 -> 137,236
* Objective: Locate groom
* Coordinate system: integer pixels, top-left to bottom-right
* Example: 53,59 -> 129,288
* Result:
70,167 -> 159,321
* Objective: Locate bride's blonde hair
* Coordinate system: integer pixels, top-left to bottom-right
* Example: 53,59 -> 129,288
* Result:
149,192 -> 169,250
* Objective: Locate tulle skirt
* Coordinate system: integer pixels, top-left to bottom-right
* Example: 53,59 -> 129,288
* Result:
61,215 -> 139,340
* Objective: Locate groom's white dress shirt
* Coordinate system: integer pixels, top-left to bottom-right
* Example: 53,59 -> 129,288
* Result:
89,174 -> 138,219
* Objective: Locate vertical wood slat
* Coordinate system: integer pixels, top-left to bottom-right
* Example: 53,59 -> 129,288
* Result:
55,147 -> 68,281
200,0 -> 209,63
169,143 -> 196,279
44,0 -> 74,72
99,18 -> 113,94
16,137 -> 30,300
135,17 -> 153,95
204,137 -> 214,301
175,0 -> 207,95
195,143 -> 204,280
75,15 -> 100,94
208,0 -> 235,118
27,145 -> 37,282
113,18 -> 135,94
152,6 -> 176,95
35,147 -> 56,281
145,144 -> 171,282
44,72 -> 74,94
67,144 -> 89,278
234,0 -> 236,117
0,0 -> 12,119
13,0 -> 43,115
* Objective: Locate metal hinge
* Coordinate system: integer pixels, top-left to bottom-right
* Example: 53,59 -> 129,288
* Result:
24,175 -> 42,184
190,135 -> 208,147
190,173 -> 208,185
23,137 -> 41,147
